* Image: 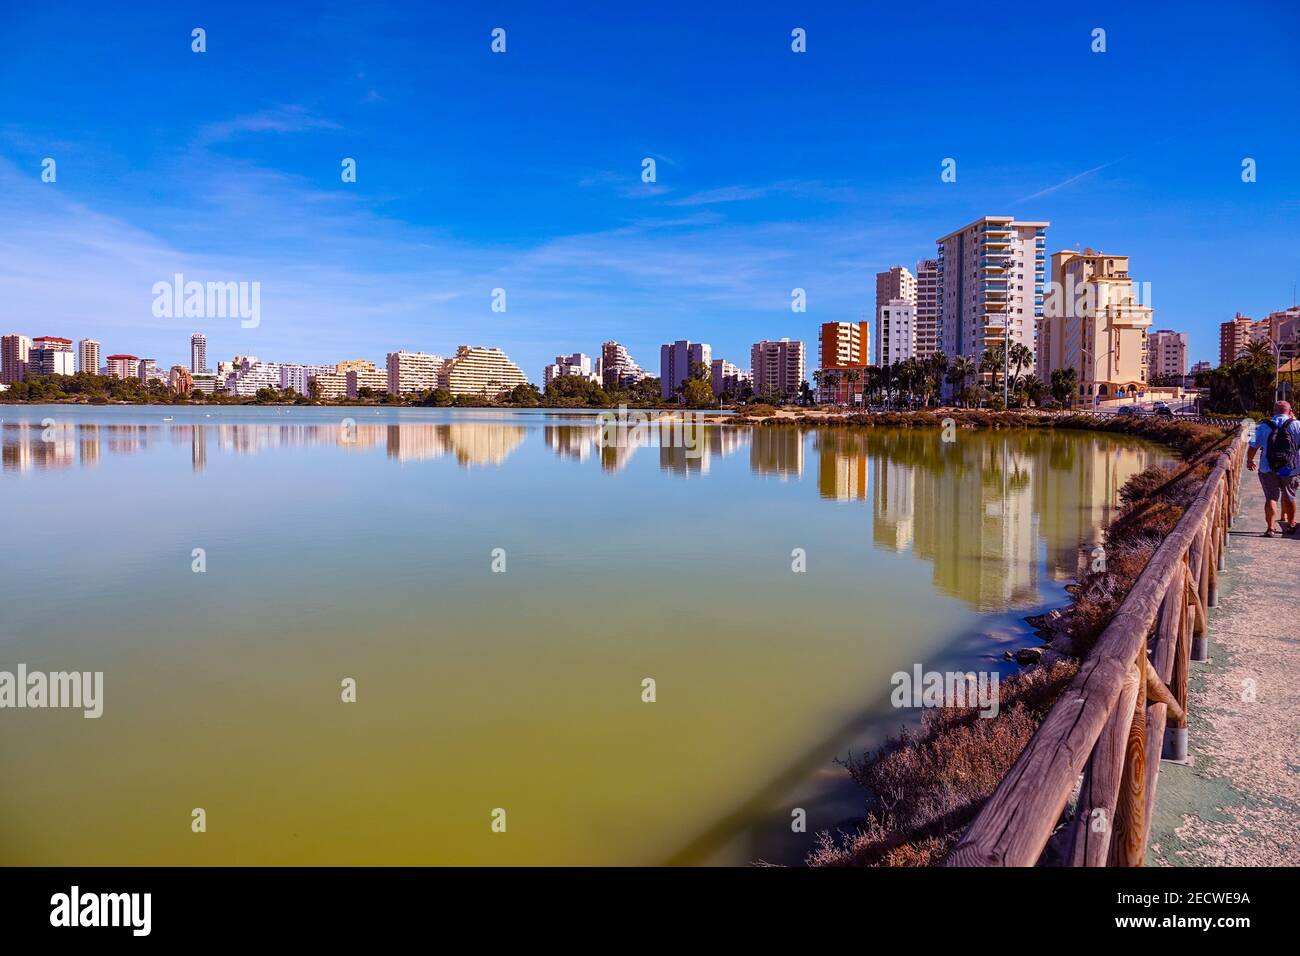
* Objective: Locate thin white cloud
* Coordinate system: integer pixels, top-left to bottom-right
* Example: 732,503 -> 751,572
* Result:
1012,157 -> 1126,204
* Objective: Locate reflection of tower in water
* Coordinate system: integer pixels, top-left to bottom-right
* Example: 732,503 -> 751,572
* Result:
750,428 -> 804,479
815,431 -> 869,501
191,424 -> 207,473
911,436 -> 1039,611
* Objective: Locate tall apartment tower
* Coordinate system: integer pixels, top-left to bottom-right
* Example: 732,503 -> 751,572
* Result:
914,259 -> 941,358
877,299 -> 916,366
1038,249 -> 1152,401
750,338 -> 806,400
77,338 -> 101,375
936,216 -> 1048,365
1147,329 -> 1188,381
875,266 -> 917,313
1218,313 -> 1256,366
2,333 -> 32,384
659,339 -> 711,400
191,332 -> 208,373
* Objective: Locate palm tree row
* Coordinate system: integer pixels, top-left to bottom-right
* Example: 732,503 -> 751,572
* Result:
813,346 -> 1052,409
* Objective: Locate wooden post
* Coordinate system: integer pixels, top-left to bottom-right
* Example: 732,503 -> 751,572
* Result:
1107,650 -> 1148,867
1068,661 -> 1142,866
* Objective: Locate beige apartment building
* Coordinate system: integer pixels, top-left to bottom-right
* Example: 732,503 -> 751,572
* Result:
875,265 -> 916,313
439,345 -> 528,397
78,338 -> 101,375
1039,249 -> 1152,401
1146,329 -> 1188,382
386,351 -> 445,395
750,338 -> 806,400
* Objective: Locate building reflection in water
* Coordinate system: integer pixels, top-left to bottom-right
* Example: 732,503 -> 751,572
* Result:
3,417 -> 1157,612
808,427 -> 1158,611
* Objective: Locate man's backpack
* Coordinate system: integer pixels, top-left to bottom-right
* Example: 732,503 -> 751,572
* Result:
1263,417 -> 1300,476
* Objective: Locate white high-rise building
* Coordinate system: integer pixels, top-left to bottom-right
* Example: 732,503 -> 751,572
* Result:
1147,329 -> 1188,381
542,352 -> 598,388
386,351 -> 446,395
77,338 -> 101,375
601,341 -> 646,389
28,337 -> 75,376
223,359 -> 285,396
191,333 -> 208,373
106,354 -> 139,379
877,299 -> 916,366
280,364 -> 335,395
937,216 -> 1048,365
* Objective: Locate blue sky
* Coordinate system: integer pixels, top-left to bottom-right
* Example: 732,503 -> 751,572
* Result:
1,0 -> 1297,376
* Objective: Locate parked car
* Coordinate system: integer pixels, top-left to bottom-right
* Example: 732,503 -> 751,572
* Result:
1154,405 -> 1173,417
1117,404 -> 1147,417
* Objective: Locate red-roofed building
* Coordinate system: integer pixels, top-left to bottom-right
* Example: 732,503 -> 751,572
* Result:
106,354 -> 140,379
28,336 -> 75,376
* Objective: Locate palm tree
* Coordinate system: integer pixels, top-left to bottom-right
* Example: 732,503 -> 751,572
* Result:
925,352 -> 949,407
1008,343 -> 1033,394
844,368 -> 862,406
980,345 -> 1006,398
1022,374 -> 1047,408
898,358 -> 923,408
1050,367 -> 1078,408
823,369 -> 841,405
1241,340 -> 1275,365
947,356 -> 977,407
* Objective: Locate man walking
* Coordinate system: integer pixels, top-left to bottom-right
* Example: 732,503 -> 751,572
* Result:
1246,400 -> 1300,538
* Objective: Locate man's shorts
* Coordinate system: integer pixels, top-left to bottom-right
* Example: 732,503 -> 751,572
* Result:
1259,471 -> 1300,505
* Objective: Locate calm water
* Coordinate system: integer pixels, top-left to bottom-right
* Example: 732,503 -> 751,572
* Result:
0,405 -> 1167,865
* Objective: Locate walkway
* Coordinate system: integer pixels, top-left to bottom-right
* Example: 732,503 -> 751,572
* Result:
1146,468 -> 1300,865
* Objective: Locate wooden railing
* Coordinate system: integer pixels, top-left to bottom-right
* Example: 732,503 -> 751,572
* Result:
947,423 -> 1249,866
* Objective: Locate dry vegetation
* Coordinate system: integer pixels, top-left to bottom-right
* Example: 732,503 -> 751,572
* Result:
809,661 -> 1079,867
